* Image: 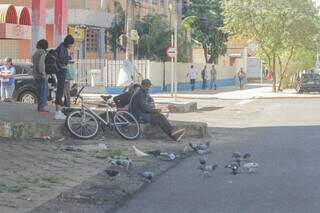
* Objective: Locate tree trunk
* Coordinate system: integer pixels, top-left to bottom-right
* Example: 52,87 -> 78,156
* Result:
277,55 -> 283,91
203,43 -> 208,63
277,47 -> 294,91
272,54 -> 277,92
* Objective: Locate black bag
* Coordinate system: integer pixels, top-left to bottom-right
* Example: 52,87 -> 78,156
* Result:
45,49 -> 59,75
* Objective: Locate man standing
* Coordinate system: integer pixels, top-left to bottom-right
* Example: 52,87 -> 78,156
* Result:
187,65 -> 197,91
129,79 -> 186,142
237,67 -> 246,90
210,64 -> 217,90
55,35 -> 75,119
32,39 -> 49,112
201,65 -> 208,90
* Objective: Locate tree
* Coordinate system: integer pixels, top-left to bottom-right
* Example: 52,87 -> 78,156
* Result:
108,1 -> 125,60
135,15 -> 171,61
185,0 -> 228,63
223,0 -> 320,92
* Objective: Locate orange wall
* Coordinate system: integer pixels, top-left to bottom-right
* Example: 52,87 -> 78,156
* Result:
46,24 -> 54,48
18,40 -> 31,59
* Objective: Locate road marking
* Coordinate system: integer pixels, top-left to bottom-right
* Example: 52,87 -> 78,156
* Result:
235,100 -> 254,106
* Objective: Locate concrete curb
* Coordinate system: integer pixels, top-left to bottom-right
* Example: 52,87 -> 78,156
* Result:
0,119 -> 207,140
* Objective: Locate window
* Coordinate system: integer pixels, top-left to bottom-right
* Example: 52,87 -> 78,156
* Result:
86,29 -> 99,52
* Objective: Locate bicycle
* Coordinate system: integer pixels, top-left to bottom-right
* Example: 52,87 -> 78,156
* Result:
65,86 -> 140,140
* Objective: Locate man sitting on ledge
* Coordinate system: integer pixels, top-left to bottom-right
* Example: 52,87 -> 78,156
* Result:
129,79 -> 186,142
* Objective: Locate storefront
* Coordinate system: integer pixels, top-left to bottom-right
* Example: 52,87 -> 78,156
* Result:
0,4 -> 31,59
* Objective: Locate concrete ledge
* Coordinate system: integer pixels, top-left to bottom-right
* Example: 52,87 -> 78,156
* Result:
0,120 -> 207,140
140,120 -> 207,139
167,102 -> 197,113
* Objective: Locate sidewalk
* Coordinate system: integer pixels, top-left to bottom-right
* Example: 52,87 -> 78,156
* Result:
153,84 -> 320,100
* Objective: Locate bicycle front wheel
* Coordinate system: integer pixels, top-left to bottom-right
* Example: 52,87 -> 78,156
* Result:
114,111 -> 140,140
66,110 -> 99,139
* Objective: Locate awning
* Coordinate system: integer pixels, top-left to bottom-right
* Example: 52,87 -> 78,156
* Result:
0,4 -> 31,40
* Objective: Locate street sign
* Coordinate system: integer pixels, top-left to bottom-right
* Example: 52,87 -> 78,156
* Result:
166,46 -> 177,58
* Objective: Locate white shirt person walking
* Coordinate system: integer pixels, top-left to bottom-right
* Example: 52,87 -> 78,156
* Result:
187,65 -> 197,91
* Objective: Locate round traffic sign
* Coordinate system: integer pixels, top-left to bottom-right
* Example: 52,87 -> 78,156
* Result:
166,46 -> 177,58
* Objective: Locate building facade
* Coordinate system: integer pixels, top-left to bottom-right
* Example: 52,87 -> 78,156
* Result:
0,0 -> 178,61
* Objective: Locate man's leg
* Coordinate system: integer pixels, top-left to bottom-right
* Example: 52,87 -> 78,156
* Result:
39,79 -> 48,110
4,85 -> 15,99
64,80 -> 71,107
150,112 -> 173,137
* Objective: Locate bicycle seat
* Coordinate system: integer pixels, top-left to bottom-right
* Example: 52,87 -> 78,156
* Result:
101,95 -> 113,103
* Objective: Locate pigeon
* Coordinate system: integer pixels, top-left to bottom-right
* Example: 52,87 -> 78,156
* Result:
243,162 -> 259,173
243,153 -> 251,159
198,142 -> 210,150
147,150 -> 162,157
225,163 -> 240,175
196,149 -> 210,155
232,152 -> 241,159
109,158 -> 132,169
199,158 -> 207,165
158,152 -> 178,161
105,169 -> 119,177
139,171 -> 154,181
189,142 -> 210,151
133,146 -> 150,157
199,165 -> 218,172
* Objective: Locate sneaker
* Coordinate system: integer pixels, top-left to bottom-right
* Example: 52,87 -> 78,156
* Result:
55,111 -> 66,120
171,128 -> 186,142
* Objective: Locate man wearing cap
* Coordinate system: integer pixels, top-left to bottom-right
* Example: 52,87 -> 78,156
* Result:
129,79 -> 186,142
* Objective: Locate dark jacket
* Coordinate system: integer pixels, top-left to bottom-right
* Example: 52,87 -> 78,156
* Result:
113,91 -> 133,108
56,43 -> 71,72
129,87 -> 154,122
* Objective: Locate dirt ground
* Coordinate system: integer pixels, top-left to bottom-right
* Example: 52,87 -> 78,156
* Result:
0,134 -> 205,213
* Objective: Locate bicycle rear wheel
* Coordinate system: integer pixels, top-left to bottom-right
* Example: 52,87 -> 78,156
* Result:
66,110 -> 99,139
114,111 -> 140,140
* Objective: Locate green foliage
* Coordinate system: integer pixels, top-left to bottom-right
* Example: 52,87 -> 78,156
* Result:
223,0 -> 320,91
136,15 -> 171,61
108,1 -> 125,59
185,0 -> 228,63
135,14 -> 191,62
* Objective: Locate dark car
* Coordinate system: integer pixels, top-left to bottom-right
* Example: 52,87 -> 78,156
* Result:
1,63 -> 56,104
296,71 -> 320,94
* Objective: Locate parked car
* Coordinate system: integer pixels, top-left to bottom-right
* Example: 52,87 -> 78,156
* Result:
1,63 -> 56,104
296,71 -> 320,94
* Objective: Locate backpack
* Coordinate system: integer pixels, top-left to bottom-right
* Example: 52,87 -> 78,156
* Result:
45,49 -> 59,75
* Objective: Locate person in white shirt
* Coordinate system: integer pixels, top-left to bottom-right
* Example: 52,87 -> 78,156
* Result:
0,57 -> 16,99
187,65 -> 197,91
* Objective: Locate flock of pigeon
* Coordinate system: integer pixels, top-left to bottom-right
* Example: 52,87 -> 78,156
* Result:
188,142 -> 259,176
104,141 -> 259,181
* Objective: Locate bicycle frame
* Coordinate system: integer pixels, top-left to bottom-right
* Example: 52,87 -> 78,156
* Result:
77,96 -> 113,127
77,96 -> 130,128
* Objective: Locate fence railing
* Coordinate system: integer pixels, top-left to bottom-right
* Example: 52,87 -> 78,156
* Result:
6,59 -> 150,87
75,59 -> 150,87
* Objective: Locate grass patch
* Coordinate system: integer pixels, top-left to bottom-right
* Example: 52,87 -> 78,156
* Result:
94,148 -> 123,159
0,182 -> 29,193
16,175 -> 62,188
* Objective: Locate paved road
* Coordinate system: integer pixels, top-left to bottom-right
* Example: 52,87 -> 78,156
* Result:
115,99 -> 320,213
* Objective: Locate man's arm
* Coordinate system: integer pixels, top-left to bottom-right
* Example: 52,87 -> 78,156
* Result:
136,92 -> 153,113
39,54 -> 46,79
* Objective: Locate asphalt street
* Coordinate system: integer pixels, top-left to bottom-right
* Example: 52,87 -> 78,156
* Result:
115,99 -> 320,213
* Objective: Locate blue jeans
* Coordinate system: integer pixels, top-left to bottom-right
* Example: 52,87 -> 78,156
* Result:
1,85 -> 15,99
35,79 -> 48,111
202,79 -> 207,89
210,79 -> 217,90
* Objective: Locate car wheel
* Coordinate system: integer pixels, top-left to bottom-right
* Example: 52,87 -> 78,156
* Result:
19,91 -> 37,104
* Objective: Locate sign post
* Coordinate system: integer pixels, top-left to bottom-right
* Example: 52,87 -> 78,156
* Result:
166,44 -> 177,97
